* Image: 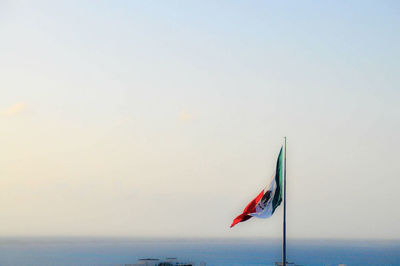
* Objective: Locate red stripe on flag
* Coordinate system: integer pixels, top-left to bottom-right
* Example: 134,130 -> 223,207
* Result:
230,190 -> 264,228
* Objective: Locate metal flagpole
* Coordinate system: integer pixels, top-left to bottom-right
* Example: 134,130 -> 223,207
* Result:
282,137 -> 287,266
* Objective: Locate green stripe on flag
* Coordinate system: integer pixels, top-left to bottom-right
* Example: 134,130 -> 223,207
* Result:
272,147 -> 283,213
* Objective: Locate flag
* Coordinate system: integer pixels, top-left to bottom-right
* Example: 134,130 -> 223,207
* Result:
230,147 -> 283,228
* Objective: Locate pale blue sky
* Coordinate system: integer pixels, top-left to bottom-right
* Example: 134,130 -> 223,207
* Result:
1,1 -> 399,239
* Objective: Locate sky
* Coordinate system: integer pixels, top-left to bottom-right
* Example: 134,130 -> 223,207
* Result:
0,0 -> 399,239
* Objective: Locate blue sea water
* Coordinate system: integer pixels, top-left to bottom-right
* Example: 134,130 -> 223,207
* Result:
0,238 -> 399,266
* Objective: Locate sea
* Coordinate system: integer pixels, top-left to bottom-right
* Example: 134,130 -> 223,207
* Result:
0,238 -> 399,266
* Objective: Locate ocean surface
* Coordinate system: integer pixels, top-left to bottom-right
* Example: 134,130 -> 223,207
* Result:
0,238 -> 399,266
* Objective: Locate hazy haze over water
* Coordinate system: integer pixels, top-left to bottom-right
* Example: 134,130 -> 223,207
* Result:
0,238 -> 399,266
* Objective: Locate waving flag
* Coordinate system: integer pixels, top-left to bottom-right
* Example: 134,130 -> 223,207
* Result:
230,147 -> 283,228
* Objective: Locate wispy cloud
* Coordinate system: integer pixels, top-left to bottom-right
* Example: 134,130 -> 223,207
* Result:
179,109 -> 194,122
1,102 -> 26,116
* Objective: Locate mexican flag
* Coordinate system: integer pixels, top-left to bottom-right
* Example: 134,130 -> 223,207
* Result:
230,147 -> 283,228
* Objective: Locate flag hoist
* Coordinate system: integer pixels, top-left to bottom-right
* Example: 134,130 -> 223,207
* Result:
230,138 -> 288,266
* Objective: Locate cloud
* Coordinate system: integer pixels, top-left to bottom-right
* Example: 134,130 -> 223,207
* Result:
179,109 -> 194,122
1,102 -> 26,116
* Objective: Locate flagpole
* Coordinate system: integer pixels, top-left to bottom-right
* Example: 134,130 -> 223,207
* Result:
282,137 -> 287,266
